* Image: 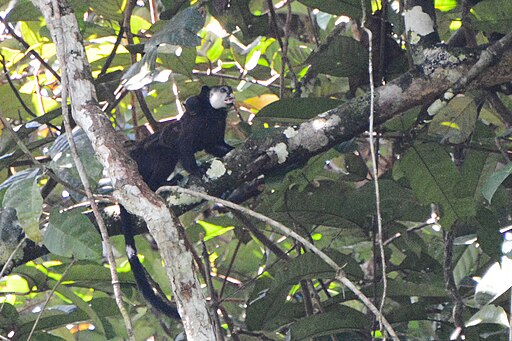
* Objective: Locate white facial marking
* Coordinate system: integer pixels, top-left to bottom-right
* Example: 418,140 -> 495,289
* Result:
209,86 -> 234,109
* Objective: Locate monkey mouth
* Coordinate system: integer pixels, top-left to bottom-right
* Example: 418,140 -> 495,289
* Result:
224,96 -> 235,105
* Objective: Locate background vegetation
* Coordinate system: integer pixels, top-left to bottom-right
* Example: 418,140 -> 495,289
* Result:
0,0 -> 512,340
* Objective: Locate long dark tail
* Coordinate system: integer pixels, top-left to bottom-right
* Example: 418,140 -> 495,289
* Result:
120,205 -> 180,319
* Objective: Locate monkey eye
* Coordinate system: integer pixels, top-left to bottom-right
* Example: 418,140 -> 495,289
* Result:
220,87 -> 227,93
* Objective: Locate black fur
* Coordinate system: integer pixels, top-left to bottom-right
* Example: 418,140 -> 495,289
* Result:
121,85 -> 234,317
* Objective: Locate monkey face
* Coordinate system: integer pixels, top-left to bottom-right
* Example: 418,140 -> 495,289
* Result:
209,85 -> 235,109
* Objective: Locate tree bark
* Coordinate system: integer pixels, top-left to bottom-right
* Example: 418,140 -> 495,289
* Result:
30,0 -> 216,339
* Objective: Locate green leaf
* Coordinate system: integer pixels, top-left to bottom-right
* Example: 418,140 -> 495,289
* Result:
48,129 -> 103,198
264,178 -> 427,231
306,36 -> 368,77
461,150 -> 499,202
89,0 -> 125,21
453,244 -> 480,287
298,0 -> 365,18
429,96 -> 478,144
45,208 -> 102,260
197,220 -> 234,241
475,257 -> 512,306
475,209 -> 501,261
466,304 -> 509,328
398,143 -> 475,228
286,306 -> 370,340
147,7 -> 205,48
51,279 -> 106,335
4,0 -> 41,22
3,170 -> 43,243
481,162 -> 512,204
257,98 -> 344,120
246,251 -> 362,331
471,0 -> 512,34
435,0 -> 458,12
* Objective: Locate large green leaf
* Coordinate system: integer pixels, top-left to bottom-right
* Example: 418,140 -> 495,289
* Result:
2,169 -> 43,243
306,36 -> 368,77
398,143 -> 476,228
298,0 -> 365,18
263,178 -> 427,231
481,162 -> 512,204
48,129 -> 103,198
429,96 -> 478,144
146,7 -> 205,49
286,306 -> 370,340
471,0 -> 512,34
44,208 -> 102,260
475,257 -> 512,306
257,98 -> 344,120
246,251 -> 362,331
466,304 -> 509,328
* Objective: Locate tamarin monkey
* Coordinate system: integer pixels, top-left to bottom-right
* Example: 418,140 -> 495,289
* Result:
121,85 -> 235,317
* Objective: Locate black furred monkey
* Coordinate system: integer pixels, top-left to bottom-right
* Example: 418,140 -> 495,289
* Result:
121,85 -> 235,318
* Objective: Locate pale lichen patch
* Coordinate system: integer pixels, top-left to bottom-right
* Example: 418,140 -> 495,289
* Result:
284,126 -> 298,139
267,142 -> 289,164
206,159 -> 227,180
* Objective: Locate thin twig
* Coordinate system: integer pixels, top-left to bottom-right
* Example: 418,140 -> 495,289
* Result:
219,238 -> 241,301
0,54 -> 37,118
158,186 -> 400,340
27,259 -> 76,340
201,240 -> 224,341
361,0 -> 387,335
443,230 -> 465,340
98,26 -> 125,78
49,0 -> 135,338
192,70 -> 281,88
0,115 -> 87,196
0,236 -> 27,279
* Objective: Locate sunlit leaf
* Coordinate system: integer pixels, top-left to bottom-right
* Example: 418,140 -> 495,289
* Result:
475,257 -> 512,306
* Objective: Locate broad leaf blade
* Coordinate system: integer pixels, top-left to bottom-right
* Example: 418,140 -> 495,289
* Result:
3,169 -> 43,243
45,208 -> 102,260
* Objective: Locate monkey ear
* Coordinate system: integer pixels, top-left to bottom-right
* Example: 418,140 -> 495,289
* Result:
200,85 -> 210,96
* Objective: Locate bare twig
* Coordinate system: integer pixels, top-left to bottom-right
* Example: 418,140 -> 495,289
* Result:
361,0 -> 387,334
49,0 -> 134,337
98,25 -> 125,78
0,54 -> 37,118
0,237 -> 27,279
201,240 -> 224,341
443,230 -> 465,340
158,186 -> 400,340
0,115 -> 87,196
265,0 -> 298,97
27,259 -> 76,340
